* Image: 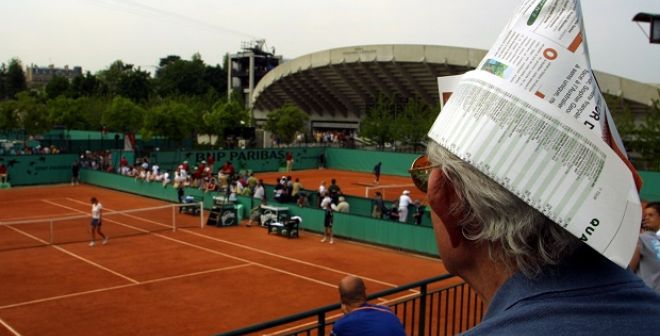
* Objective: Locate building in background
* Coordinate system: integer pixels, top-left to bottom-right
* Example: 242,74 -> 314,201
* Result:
227,39 -> 282,108
25,64 -> 83,88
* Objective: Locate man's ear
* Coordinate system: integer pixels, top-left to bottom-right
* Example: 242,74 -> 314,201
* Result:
428,169 -> 464,248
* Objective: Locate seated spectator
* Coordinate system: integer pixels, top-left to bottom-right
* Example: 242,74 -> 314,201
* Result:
161,170 -> 171,187
205,177 -> 218,193
630,202 -> 660,293
388,204 -> 399,221
332,196 -> 350,213
332,276 -> 405,336
253,179 -> 265,200
412,200 -> 425,225
297,191 -> 309,208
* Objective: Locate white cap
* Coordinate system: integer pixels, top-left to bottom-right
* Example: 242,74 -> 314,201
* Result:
402,190 -> 410,195
427,0 -> 641,268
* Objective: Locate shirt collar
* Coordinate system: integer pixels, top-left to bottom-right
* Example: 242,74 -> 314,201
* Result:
485,247 -> 634,319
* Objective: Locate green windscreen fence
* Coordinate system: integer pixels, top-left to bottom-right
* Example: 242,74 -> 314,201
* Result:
325,148 -> 420,176
79,169 -> 439,256
0,154 -> 78,186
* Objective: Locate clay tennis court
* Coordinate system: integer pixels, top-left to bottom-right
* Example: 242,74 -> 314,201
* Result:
256,168 -> 427,204
0,181 -> 449,335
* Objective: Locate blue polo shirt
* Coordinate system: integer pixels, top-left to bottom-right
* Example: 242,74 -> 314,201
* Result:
331,303 -> 406,336
465,247 -> 660,335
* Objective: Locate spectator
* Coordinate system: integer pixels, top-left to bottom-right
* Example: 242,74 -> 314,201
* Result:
292,178 -> 303,200
205,177 -> 218,193
412,200 -> 425,225
388,204 -> 399,221
397,190 -> 412,223
630,202 -> 660,293
320,193 -> 334,244
119,156 -> 129,175
0,163 -> 7,183
332,196 -> 350,213
253,179 -> 265,201
328,179 -> 342,204
246,172 -> 258,191
331,276 -> 405,336
417,138 -> 660,333
371,192 -> 386,219
206,154 -> 216,171
247,196 -> 267,227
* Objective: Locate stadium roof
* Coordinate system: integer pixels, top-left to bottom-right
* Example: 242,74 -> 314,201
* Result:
251,44 -> 658,128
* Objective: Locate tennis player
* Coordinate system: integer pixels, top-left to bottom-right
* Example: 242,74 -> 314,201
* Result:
89,197 -> 108,246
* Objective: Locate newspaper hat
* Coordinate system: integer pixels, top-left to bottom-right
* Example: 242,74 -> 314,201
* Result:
428,0 -> 642,268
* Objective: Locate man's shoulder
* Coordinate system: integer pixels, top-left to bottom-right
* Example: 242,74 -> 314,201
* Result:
472,273 -> 660,335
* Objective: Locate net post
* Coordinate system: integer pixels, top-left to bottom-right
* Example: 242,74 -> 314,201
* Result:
172,205 -> 176,232
199,201 -> 204,229
49,219 -> 54,245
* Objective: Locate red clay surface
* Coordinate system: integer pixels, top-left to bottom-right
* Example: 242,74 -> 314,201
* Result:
0,184 -> 449,335
256,168 -> 427,204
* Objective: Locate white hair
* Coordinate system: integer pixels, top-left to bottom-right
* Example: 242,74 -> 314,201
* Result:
427,141 -> 581,277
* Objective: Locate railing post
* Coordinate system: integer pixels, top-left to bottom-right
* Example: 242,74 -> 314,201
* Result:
418,283 -> 428,335
318,312 -> 326,336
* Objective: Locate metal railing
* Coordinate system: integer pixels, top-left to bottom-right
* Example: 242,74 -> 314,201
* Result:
217,274 -> 484,336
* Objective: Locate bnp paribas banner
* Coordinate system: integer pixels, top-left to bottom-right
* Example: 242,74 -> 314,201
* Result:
147,148 -> 325,172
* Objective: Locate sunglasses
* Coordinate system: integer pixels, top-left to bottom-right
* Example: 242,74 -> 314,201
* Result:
408,155 -> 440,193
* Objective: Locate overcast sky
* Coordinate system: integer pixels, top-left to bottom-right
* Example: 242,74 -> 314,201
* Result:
1,0 -> 659,84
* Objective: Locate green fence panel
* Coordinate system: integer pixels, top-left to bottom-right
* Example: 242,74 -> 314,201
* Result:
260,197 -> 438,256
325,148 -> 420,176
641,171 -> 660,202
0,154 -> 78,186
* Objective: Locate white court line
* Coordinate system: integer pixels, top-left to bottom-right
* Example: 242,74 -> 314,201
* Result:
0,317 -> 22,336
4,213 -> 139,286
63,197 -> 405,290
0,212 -> 81,223
0,264 -> 250,310
47,199 -> 340,289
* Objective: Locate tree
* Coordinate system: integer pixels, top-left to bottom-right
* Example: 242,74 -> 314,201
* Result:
608,92 -> 660,170
102,96 -> 145,135
155,53 -> 209,97
45,75 -> 71,99
5,58 -> 27,99
394,97 -> 437,150
14,92 -> 51,137
47,96 -> 87,130
142,100 -> 195,145
97,60 -> 152,102
0,63 -> 7,100
264,103 -> 309,144
359,95 -> 396,148
70,72 -> 103,97
203,98 -> 250,146
0,99 -> 19,131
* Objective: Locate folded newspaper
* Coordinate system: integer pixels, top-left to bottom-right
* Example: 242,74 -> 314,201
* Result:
429,0 -> 642,267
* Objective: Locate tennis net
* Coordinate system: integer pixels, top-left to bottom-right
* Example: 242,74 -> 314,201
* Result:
0,202 -> 204,251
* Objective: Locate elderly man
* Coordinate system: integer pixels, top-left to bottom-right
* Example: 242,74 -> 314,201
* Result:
410,0 -> 660,333
411,143 -> 660,334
